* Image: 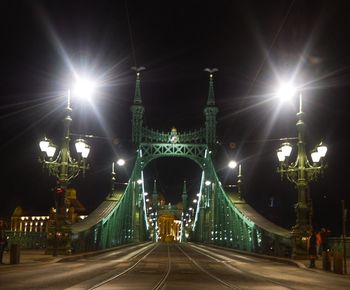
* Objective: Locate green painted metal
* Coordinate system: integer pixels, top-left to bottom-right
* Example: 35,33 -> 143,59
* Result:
72,149 -> 148,252
132,69 -> 218,148
140,143 -> 207,169
130,69 -> 145,146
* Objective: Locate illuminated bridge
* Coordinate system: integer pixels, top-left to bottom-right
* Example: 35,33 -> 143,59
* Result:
70,70 -> 291,257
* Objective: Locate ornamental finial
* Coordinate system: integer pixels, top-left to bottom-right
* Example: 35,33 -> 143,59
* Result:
204,68 -> 218,106
131,66 -> 146,104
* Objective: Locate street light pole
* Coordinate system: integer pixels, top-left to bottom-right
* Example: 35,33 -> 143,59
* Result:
237,164 -> 243,200
228,160 -> 243,200
39,87 -> 92,256
276,91 -> 327,259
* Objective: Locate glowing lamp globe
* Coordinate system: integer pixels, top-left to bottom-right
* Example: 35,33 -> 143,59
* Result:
228,160 -> 237,169
276,83 -> 296,102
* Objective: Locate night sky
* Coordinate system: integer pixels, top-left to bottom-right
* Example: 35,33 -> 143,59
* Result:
1,0 -> 350,235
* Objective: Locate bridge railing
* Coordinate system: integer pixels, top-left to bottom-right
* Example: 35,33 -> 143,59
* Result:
4,231 -> 47,249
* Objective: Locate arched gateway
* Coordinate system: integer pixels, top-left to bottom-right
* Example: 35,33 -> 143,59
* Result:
72,69 -> 291,256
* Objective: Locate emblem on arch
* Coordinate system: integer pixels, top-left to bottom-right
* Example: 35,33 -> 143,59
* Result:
169,127 -> 179,143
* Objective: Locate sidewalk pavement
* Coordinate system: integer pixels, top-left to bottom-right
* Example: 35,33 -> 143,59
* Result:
0,243 -> 140,266
297,256 -> 350,275
1,248 -> 350,276
1,249 -> 60,265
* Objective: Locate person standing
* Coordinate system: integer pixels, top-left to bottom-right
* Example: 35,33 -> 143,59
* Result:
316,230 -> 322,257
308,230 -> 317,268
320,228 -> 330,252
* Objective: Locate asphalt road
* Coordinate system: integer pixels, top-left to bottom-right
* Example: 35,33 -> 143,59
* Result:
0,243 -> 349,289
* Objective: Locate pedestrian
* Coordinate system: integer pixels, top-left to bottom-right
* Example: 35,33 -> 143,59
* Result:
308,230 -> 317,268
320,228 -> 330,252
316,230 -> 322,257
0,227 -> 8,264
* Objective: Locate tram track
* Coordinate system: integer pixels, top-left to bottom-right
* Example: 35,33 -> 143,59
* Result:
189,243 -> 297,290
86,243 -> 159,290
86,243 -> 296,290
151,244 -> 171,290
177,244 -> 241,290
84,243 -> 173,290
3,243 -> 350,290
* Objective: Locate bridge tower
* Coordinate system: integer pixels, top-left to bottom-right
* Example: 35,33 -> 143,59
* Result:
151,179 -> 158,241
204,68 -> 219,148
181,180 -> 188,242
131,67 -> 145,146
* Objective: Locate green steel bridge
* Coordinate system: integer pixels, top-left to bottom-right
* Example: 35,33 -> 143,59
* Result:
71,70 -> 291,256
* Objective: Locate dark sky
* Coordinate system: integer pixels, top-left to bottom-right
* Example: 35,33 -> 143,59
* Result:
1,0 -> 350,235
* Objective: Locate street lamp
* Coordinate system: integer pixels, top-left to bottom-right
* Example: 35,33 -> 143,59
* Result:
275,83 -> 327,258
228,160 -> 243,200
39,80 -> 94,256
111,158 -> 126,195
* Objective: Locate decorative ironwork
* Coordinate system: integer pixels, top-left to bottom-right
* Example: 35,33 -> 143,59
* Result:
139,143 -> 207,168
39,91 -> 90,256
276,93 -> 327,258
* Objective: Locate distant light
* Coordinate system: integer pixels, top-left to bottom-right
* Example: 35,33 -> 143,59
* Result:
193,199 -> 198,204
205,180 -> 211,186
144,192 -> 148,196
276,82 -> 296,102
228,160 -> 237,169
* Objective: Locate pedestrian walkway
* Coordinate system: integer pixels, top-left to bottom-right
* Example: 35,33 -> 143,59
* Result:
297,256 -> 350,275
1,249 -> 59,265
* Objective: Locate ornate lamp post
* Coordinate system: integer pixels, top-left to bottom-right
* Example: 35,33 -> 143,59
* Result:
276,84 -> 327,259
39,80 -> 94,255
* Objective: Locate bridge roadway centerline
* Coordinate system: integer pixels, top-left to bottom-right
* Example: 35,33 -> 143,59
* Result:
1,243 -> 350,289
